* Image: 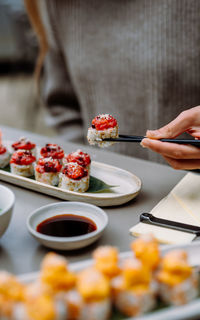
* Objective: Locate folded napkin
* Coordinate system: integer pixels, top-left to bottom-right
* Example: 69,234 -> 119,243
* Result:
130,172 -> 200,244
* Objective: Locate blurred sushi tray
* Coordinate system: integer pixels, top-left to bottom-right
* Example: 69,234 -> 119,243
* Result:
3,236 -> 200,320
0,140 -> 141,207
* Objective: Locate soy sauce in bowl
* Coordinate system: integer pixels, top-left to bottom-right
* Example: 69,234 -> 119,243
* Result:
37,214 -> 97,237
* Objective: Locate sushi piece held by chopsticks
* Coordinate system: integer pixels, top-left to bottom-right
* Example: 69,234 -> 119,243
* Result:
87,114 -> 119,148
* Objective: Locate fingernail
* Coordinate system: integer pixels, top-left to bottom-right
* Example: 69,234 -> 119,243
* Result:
140,139 -> 149,148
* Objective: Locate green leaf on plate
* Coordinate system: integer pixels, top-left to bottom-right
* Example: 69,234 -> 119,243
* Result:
1,164 -> 10,172
87,175 -> 117,193
1,166 -> 117,193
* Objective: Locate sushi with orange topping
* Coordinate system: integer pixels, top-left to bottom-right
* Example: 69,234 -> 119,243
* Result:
87,114 -> 118,147
65,267 -> 111,320
40,144 -> 64,163
63,149 -> 91,172
12,137 -> 36,156
0,271 -> 24,319
93,246 -> 121,279
0,144 -> 10,168
35,157 -> 62,186
111,258 -> 156,317
14,282 -> 67,320
59,162 -> 89,192
10,150 -> 36,177
131,234 -> 160,272
157,250 -> 198,306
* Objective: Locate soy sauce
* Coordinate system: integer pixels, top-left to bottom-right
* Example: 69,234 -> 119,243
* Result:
37,214 -> 97,237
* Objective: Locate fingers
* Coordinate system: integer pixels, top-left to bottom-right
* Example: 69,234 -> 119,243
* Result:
163,156 -> 200,170
141,138 -> 200,159
146,106 -> 200,139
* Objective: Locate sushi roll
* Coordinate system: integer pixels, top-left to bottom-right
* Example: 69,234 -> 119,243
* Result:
93,246 -> 121,279
87,114 -> 118,148
0,271 -> 24,319
63,149 -> 91,172
40,144 -> 64,163
111,258 -> 156,317
10,150 -> 36,177
0,144 -> 10,168
131,234 -> 160,272
12,137 -> 36,156
157,250 -> 199,306
35,157 -> 62,186
64,267 -> 111,320
14,282 -> 67,320
59,162 -> 89,192
40,253 -> 76,296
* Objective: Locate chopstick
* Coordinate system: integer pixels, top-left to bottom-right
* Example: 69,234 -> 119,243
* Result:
140,212 -> 200,235
101,135 -> 200,147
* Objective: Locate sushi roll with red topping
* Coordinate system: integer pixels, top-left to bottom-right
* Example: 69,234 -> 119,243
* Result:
12,137 -> 36,156
63,149 -> 91,172
10,150 -> 36,177
0,144 -> 10,168
40,144 -> 64,163
35,158 -> 62,186
87,114 -> 118,148
59,163 -> 89,192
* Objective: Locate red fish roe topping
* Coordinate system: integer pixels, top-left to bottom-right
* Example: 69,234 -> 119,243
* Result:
62,163 -> 88,180
92,114 -> 117,130
0,145 -> 7,155
66,150 -> 91,167
10,151 -> 36,165
12,138 -> 36,151
40,144 -> 64,160
36,158 -> 62,174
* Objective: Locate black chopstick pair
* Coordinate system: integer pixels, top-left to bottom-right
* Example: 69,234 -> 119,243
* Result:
102,134 -> 200,147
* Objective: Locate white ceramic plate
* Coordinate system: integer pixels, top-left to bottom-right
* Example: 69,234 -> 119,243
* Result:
27,202 -> 108,250
0,141 -> 141,207
18,241 -> 200,320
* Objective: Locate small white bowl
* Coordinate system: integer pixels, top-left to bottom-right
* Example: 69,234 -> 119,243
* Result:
0,185 -> 15,237
27,202 -> 108,250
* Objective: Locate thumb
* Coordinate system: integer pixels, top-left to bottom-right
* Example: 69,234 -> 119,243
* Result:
146,107 -> 200,139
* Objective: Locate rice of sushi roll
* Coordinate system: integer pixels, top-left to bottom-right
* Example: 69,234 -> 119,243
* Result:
64,267 -> 111,320
0,144 -> 10,168
87,114 -> 118,148
10,150 -> 36,177
157,250 -> 199,306
59,162 -> 89,192
12,137 -> 36,156
111,258 -> 156,317
93,246 -> 121,279
131,234 -> 160,272
63,149 -> 91,172
40,144 -> 64,163
35,157 -> 62,186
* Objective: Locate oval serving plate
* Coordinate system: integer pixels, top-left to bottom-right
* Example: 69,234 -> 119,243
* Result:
0,141 -> 141,207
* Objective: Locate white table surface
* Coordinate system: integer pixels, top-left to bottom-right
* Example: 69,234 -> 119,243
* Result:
0,125 -> 186,275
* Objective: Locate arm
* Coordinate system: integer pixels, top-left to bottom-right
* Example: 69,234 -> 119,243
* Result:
25,0 -> 83,142
141,106 -> 200,169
